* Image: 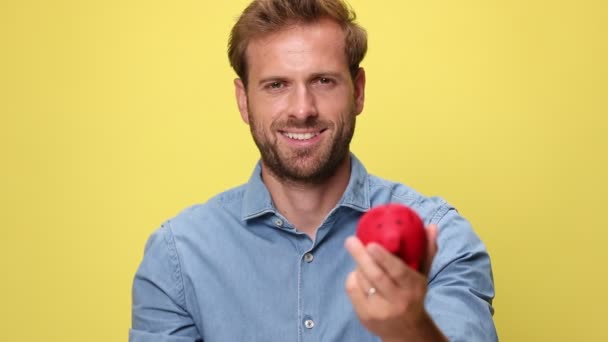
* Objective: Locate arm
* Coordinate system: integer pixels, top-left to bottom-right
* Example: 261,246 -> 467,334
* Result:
425,209 -> 497,341
345,225 -> 448,342
345,210 -> 497,342
130,224 -> 202,342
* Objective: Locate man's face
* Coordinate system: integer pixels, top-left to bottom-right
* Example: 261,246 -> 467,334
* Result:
235,19 -> 366,184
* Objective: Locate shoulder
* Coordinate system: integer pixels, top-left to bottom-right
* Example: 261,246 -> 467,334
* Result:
158,183 -> 249,238
366,174 -> 483,250
367,174 -> 452,226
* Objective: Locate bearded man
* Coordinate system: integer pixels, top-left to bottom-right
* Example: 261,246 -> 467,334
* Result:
130,1 -> 497,341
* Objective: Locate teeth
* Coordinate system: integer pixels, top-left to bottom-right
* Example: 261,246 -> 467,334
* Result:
283,132 -> 319,140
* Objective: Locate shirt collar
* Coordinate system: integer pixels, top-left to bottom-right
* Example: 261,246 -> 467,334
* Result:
241,153 -> 371,221
338,154 -> 371,212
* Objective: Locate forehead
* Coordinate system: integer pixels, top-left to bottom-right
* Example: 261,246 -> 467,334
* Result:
245,19 -> 349,78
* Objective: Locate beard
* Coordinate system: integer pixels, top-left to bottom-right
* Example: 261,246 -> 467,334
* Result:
248,107 -> 356,185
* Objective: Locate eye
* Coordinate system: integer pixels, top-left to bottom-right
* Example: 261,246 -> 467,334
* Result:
316,77 -> 335,86
268,81 -> 283,89
376,223 -> 383,229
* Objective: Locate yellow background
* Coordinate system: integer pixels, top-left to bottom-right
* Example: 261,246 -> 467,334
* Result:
1,0 -> 606,340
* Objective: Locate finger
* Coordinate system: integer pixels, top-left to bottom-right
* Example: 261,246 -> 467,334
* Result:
367,242 -> 418,287
421,224 -> 439,275
345,271 -> 370,318
355,268 -> 374,297
345,236 -> 399,297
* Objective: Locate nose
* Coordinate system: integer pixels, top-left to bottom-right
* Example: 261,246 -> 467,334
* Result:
287,84 -> 318,120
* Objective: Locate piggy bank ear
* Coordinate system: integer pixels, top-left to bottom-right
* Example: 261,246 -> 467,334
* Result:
367,208 -> 384,222
358,208 -> 383,230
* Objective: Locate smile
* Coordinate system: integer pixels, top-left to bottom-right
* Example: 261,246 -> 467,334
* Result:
281,130 -> 324,141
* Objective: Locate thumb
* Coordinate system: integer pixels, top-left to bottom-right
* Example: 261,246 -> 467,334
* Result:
421,224 -> 439,275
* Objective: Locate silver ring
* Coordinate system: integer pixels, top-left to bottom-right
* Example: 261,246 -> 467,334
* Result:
366,287 -> 377,297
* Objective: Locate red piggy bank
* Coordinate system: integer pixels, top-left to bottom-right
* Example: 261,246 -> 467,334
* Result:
356,204 -> 427,271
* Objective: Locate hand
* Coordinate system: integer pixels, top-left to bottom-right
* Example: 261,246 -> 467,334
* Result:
344,224 -> 448,342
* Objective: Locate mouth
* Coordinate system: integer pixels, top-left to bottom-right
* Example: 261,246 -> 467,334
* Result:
280,129 -> 327,141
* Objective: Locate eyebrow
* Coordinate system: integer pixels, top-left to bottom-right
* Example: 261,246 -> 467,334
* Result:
257,76 -> 288,86
256,72 -> 345,86
310,72 -> 344,80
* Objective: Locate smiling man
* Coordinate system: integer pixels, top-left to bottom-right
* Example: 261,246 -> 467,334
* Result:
130,1 -> 497,341
234,17 -> 362,238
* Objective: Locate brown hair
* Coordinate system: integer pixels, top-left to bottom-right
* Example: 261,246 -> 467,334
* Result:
228,0 -> 367,86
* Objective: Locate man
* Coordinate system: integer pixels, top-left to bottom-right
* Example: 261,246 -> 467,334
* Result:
130,0 -> 497,341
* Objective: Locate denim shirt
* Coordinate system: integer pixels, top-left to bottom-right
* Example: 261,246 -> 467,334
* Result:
130,156 -> 497,342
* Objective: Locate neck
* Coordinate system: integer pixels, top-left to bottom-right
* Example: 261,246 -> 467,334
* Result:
261,155 -> 352,239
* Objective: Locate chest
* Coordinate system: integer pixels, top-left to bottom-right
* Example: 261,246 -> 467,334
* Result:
179,217 -> 379,341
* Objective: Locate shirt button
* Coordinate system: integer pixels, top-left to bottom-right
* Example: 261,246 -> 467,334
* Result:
304,319 -> 315,329
274,218 -> 283,227
304,253 -> 314,263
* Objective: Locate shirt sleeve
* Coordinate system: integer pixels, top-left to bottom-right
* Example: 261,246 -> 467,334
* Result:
130,224 -> 202,342
425,208 -> 498,342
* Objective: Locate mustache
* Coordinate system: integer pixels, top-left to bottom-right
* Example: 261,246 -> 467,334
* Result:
271,117 -> 332,130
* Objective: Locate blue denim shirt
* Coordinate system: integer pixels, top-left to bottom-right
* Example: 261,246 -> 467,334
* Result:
130,156 -> 497,342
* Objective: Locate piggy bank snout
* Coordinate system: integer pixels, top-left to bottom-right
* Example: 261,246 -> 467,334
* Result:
357,204 -> 427,271
377,229 -> 401,253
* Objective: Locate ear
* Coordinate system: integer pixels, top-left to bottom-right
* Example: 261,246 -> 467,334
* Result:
353,67 -> 366,115
234,78 -> 250,124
